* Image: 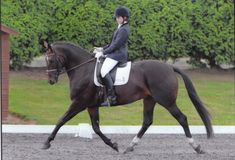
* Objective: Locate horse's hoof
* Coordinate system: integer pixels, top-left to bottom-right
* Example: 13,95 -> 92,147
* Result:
123,146 -> 134,154
42,142 -> 51,150
195,145 -> 205,154
112,142 -> 119,152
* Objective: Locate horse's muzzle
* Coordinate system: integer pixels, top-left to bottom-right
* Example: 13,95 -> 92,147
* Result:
48,79 -> 57,85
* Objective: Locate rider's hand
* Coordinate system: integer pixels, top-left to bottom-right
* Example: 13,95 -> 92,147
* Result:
93,47 -> 104,58
95,51 -> 104,58
93,47 -> 103,53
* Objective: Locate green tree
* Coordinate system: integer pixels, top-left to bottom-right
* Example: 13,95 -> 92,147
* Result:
2,0 -> 234,69
49,0 -> 116,49
187,0 -> 234,68
2,0 -> 50,69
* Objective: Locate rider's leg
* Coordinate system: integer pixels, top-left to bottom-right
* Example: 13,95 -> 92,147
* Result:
102,74 -> 117,104
101,58 -> 118,78
100,58 -> 118,105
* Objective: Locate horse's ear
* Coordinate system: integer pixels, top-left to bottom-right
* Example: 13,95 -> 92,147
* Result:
43,41 -> 53,52
43,41 -> 49,49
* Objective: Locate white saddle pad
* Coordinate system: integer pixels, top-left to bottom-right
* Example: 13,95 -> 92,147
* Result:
94,61 -> 132,87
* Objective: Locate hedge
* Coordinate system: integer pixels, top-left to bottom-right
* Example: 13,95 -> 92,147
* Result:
2,0 -> 234,69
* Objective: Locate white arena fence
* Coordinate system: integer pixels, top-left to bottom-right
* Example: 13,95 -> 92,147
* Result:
2,124 -> 235,139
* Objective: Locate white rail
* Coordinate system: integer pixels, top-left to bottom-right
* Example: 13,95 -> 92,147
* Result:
3,124 -> 235,134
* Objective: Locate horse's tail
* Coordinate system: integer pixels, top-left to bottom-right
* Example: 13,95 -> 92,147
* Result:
173,67 -> 214,138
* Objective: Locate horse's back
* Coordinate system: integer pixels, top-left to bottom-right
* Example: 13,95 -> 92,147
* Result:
133,60 -> 176,79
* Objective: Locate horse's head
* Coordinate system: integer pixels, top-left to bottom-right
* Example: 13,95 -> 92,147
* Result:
44,41 -> 64,85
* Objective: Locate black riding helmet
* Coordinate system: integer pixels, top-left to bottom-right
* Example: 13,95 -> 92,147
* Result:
113,6 -> 130,19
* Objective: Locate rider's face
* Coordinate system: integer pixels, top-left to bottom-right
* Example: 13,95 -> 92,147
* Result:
116,16 -> 124,24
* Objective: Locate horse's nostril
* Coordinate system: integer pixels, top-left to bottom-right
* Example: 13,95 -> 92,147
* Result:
49,80 -> 55,85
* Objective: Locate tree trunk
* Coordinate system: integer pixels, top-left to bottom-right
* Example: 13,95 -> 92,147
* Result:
208,58 -> 221,69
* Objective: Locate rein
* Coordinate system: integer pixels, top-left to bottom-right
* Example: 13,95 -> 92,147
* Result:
59,58 -> 96,75
46,57 -> 96,75
46,44 -> 96,76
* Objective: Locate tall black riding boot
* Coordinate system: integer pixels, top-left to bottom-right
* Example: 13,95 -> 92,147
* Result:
101,74 -> 117,106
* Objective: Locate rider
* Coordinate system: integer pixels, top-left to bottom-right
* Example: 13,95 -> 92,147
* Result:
100,6 -> 130,106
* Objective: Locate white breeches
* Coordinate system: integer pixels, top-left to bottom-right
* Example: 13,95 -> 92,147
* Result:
101,58 -> 118,78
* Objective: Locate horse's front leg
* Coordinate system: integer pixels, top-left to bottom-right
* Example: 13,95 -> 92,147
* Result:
42,100 -> 86,149
88,107 -> 119,152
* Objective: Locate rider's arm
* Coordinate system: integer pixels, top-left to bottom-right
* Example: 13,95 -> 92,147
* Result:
103,28 -> 128,55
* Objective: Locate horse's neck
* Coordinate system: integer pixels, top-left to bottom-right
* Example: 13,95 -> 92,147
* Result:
59,45 -> 94,83
63,46 -> 92,70
67,60 -> 96,92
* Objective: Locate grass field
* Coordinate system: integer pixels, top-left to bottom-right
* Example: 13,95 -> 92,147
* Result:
8,69 -> 234,125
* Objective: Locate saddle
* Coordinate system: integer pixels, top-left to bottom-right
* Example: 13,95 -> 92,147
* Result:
94,57 -> 131,87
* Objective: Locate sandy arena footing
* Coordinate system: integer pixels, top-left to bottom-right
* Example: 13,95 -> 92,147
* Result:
2,134 -> 235,160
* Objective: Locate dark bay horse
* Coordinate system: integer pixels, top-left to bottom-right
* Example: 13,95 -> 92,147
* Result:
42,41 -> 213,154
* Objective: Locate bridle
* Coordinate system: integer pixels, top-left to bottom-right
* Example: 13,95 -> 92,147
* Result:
45,46 -> 95,76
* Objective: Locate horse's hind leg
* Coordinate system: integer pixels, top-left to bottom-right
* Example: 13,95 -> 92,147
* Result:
165,103 -> 205,154
124,96 -> 156,154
